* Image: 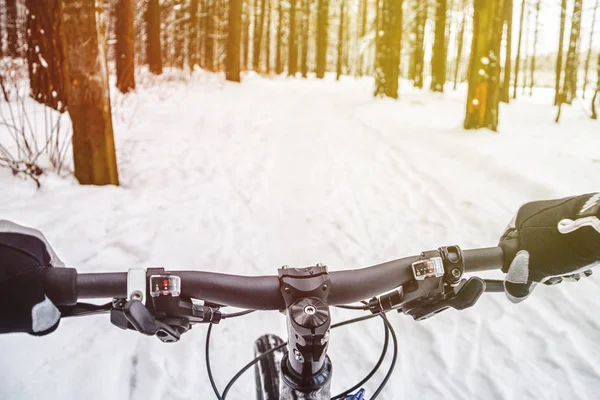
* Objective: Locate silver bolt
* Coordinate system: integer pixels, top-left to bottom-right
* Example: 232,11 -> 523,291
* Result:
282,265 -> 290,269
304,305 -> 316,315
293,349 -> 303,361
316,263 -> 325,268
130,290 -> 143,301
451,268 -> 461,279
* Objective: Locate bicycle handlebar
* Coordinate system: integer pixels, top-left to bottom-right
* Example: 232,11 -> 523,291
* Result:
43,247 -> 505,310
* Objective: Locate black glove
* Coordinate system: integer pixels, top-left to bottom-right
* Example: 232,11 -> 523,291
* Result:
499,193 -> 600,303
0,220 -> 63,335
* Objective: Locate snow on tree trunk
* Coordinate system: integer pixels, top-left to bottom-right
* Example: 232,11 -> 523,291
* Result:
146,0 -> 162,74
62,0 -> 119,185
226,0 -> 242,81
301,0 -> 310,77
430,0 -> 447,92
315,0 -> 329,79
6,0 -> 19,57
464,0 -> 504,132
115,0 -> 135,93
562,0 -> 582,104
512,0 -> 525,99
189,0 -> 199,68
500,0 -> 512,102
288,0 -> 298,76
25,0 -> 68,112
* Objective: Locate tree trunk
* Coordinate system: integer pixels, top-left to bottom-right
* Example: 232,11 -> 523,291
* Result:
146,0 -> 162,74
206,0 -> 215,71
226,0 -> 242,81
336,0 -> 344,80
583,0 -> 599,98
24,0 -> 68,112
301,0 -> 310,77
174,2 -> 185,69
591,55 -> 599,119
276,0 -> 283,73
115,0 -> 135,93
554,0 -> 567,104
562,0 -> 583,104
289,0 -> 298,76
464,0 -> 504,131
521,3 -> 530,94
374,0 -> 403,99
500,0 -> 512,102
242,0 -> 250,69
430,0 -> 447,92
512,0 -> 525,99
412,0 -> 427,88
189,0 -> 199,68
358,0 -> 368,75
315,0 -> 329,78
453,0 -> 466,90
6,0 -> 19,57
265,0 -> 272,72
253,0 -> 266,70
62,0 -> 119,185
528,0 -> 540,96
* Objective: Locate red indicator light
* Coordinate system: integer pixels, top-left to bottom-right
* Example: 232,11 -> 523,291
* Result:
163,279 -> 169,287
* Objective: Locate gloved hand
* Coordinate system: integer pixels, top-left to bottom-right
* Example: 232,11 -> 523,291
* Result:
0,220 -> 63,335
499,193 -> 600,303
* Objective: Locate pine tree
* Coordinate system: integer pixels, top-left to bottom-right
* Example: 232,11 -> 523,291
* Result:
374,0 -> 403,98
336,0 -> 345,80
430,0 -> 447,92
253,0 -> 266,69
242,0 -> 250,69
583,0 -> 599,98
227,0 -> 243,81
412,0 -> 427,88
528,0 -> 540,96
206,0 -> 215,71
315,0 -> 329,78
453,0 -> 466,90
116,0 -> 135,92
62,0 -> 119,185
24,0 -> 68,112
265,0 -> 272,72
276,0 -> 284,73
358,0 -> 368,75
147,0 -> 162,74
464,0 -> 505,131
562,0 -> 583,104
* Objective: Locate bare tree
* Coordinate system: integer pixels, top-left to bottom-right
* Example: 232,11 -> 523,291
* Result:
431,0 -> 447,92
512,0 -> 525,99
116,0 -> 135,92
358,0 -> 368,75
592,55 -> 599,119
315,0 -> 329,78
411,0 -> 427,88
242,0 -> 250,69
146,0 -> 162,74
562,0 -> 583,104
554,0 -> 567,104
226,0 -> 242,81
464,0 -> 505,131
253,0 -> 266,69
583,0 -> 599,98
265,0 -> 272,72
62,0 -> 119,185
206,0 -> 215,71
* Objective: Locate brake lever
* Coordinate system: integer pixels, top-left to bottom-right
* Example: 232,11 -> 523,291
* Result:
404,277 -> 486,321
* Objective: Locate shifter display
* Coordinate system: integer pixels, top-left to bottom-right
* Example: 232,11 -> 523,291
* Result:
150,275 -> 181,297
412,257 -> 444,280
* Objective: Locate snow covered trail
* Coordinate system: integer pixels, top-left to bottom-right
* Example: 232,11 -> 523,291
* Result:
1,73 -> 600,400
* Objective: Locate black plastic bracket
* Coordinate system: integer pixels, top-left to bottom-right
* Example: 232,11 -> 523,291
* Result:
439,245 -> 465,286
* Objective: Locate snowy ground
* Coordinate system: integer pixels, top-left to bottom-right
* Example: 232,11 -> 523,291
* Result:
1,72 -> 600,400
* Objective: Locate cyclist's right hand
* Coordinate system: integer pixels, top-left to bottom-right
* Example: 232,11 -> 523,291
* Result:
0,220 -> 63,335
499,193 -> 600,303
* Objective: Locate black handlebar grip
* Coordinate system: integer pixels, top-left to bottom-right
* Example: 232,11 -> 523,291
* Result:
43,267 -> 78,306
463,247 -> 505,272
